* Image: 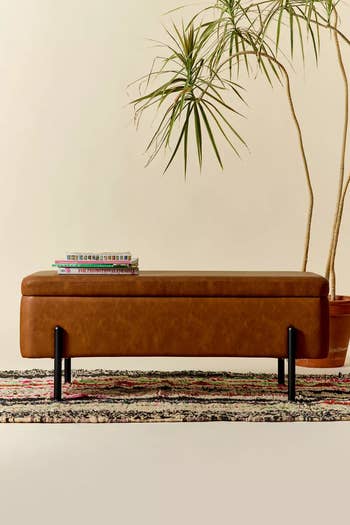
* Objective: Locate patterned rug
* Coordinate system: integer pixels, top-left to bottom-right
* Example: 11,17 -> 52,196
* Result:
0,369 -> 350,423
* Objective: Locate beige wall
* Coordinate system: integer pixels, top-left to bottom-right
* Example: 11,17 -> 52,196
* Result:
1,0 -> 349,368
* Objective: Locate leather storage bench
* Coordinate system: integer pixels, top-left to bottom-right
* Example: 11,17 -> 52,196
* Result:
20,270 -> 329,401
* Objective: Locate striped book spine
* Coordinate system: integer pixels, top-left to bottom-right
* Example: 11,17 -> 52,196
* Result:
53,259 -> 138,268
58,267 -> 139,275
65,252 -> 132,262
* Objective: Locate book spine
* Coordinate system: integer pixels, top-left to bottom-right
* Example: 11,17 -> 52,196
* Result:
52,261 -> 115,268
54,259 -> 138,267
57,267 -> 139,275
65,252 -> 132,262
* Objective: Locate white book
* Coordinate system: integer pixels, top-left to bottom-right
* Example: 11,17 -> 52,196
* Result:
65,251 -> 133,262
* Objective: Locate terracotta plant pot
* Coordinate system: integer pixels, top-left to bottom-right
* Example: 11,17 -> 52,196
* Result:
297,296 -> 350,368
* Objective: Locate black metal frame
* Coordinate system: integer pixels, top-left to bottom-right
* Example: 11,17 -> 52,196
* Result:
53,326 -> 71,402
288,325 -> 296,402
278,358 -> 285,385
276,326 -> 296,401
53,324 -> 297,402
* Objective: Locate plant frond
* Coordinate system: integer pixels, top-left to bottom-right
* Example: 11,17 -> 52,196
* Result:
131,20 -> 247,173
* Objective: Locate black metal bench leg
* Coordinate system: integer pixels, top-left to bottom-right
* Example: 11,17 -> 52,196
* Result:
64,358 -> 71,384
278,358 -> 285,384
288,326 -> 297,402
54,326 -> 63,401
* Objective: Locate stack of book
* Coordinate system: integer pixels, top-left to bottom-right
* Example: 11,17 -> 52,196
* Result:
53,251 -> 139,275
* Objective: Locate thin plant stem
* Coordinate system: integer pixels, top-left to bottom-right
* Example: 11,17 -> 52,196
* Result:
325,10 -> 349,299
213,50 -> 313,270
330,175 -> 350,299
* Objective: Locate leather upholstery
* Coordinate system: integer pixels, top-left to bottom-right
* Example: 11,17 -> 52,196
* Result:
20,295 -> 329,360
22,270 -> 329,298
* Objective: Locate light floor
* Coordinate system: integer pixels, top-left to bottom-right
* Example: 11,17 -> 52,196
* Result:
1,358 -> 349,525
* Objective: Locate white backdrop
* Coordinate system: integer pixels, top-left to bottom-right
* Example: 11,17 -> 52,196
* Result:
0,0 -> 349,368
1,6 -> 350,525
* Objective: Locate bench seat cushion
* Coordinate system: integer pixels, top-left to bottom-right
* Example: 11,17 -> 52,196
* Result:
22,271 -> 328,298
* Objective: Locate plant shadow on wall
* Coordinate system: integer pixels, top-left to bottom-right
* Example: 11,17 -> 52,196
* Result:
130,0 -> 350,367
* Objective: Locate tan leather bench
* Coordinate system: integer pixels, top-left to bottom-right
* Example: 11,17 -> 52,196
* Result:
20,271 -> 329,401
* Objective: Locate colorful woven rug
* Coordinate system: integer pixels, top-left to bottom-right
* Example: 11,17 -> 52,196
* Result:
0,369 -> 350,423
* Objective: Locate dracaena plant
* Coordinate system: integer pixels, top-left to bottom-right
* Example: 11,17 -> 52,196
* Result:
132,23 -> 248,172
131,0 -> 350,301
